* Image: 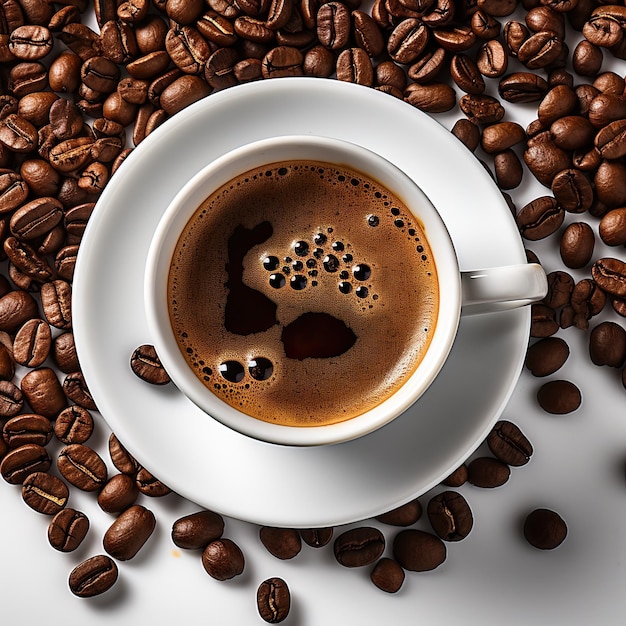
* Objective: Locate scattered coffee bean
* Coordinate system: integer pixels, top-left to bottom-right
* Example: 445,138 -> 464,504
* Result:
589,321 -> 626,368
260,526 -> 302,560
21,471 -> 68,515
487,420 -> 533,467
3,413 -> 52,448
525,338 -> 570,377
202,538 -> 245,580
135,466 -> 171,497
97,473 -> 140,514
0,443 -> 51,484
109,433 -> 140,476
69,554 -> 118,598
441,464 -> 468,488
300,527 -> 334,548
467,457 -> 511,488
54,405 -> 94,444
523,508 -> 567,550
172,510 -> 225,550
48,508 -> 90,553
257,577 -> 290,623
130,343 -> 171,385
427,491 -> 473,541
392,529 -> 446,572
103,504 -> 156,561
334,526 -> 385,568
537,380 -> 582,414
57,443 -> 108,492
370,557 -> 405,593
375,498 -> 422,526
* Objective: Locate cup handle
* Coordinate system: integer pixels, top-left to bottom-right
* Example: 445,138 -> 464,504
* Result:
460,263 -> 547,316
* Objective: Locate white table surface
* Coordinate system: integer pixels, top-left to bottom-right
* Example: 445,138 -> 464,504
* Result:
1,6 -> 625,625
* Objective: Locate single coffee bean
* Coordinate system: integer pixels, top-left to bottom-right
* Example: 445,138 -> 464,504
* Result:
109,433 -> 139,476
0,380 -> 24,417
404,82 -> 456,113
449,53 -> 484,95
62,371 -> 97,410
40,279 -> 72,330
97,473 -> 140,514
0,343 -> 15,381
22,471 -> 68,515
481,121 -> 526,154
333,526 -> 385,567
159,74 -> 212,116
551,169 -> 593,213
550,116 -> 595,151
543,270 -> 574,308
524,135 -> 571,188
0,171 -> 29,215
317,2 -> 351,51
467,456 -> 511,488
202,538 -> 245,580
300,527 -> 333,548
407,47 -> 447,84
0,289 -> 39,333
523,508 -> 567,550
0,443 -> 51,484
516,196 -> 564,240
172,510 -> 225,550
4,236 -> 53,282
595,119 -> 626,160
560,222 -> 595,270
375,498 -> 422,526
53,332 -> 80,373
48,507 -> 89,552
531,304 -> 559,338
537,379 -> 582,414
494,149 -> 523,189
69,554 -> 118,598
599,208 -> 626,246
588,93 -> 626,129
303,45 -> 335,78
10,196 -> 63,242
3,413 -> 52,448
130,343 -> 171,385
487,420 -> 534,466
261,46 -> 303,78
392,529 -> 446,572
103,504 -> 156,560
499,71 -> 549,103
21,367 -> 67,418
442,463 -> 468,487
259,526 -> 302,560
370,557 -> 405,593
517,30 -> 563,69
476,39 -> 508,78
387,18 -> 429,65
451,118 -> 480,152
54,405 -> 94,444
427,491 -> 473,541
8,62 -> 48,98
336,47 -> 374,86
352,9 -> 384,58
135,467 -> 171,497
525,337 -> 569,377
13,318 -> 51,367
57,443 -> 108,491
459,93 -> 505,125
257,577 -> 290,623
589,321 -> 626,368
0,114 -> 38,153
592,258 -> 626,299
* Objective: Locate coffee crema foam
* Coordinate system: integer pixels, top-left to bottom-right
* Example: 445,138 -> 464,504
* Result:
168,160 -> 439,427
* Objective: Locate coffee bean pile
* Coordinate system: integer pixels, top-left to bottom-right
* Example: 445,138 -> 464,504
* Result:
1,0 -> 625,620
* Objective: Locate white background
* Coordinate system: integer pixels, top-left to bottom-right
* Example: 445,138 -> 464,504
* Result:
1,5 -> 625,625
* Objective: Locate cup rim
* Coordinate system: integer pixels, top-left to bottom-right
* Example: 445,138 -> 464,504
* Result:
144,135 -> 462,446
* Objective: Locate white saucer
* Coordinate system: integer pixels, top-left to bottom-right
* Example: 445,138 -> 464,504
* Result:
73,78 -> 530,528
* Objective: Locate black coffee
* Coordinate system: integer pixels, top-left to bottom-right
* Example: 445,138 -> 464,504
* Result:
168,160 -> 439,427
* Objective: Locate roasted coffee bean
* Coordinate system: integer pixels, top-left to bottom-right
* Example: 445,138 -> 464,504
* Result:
487,420 -> 533,466
588,94 -> 626,129
431,25 -> 475,52
370,558 -> 405,593
442,463 -> 468,487
336,47 -> 373,85
387,18 -> 429,65
40,280 -> 72,330
407,47 -> 447,84
172,510 -> 225,550
551,169 -> 593,214
97,473 -> 139,514
525,6 -> 565,38
476,39 -> 508,78
21,367 -> 66,418
22,471 -> 68,515
467,457 -> 511,488
494,149 -> 523,189
262,46 -> 303,78
600,208 -> 626,247
58,443 -> 108,491
159,74 -> 212,116
334,526 -> 384,567
592,258 -> 626,299
481,121 -> 526,154
573,39 -> 603,76
10,197 -> 63,242
48,508 -> 89,552
471,10 -> 501,39
392,529 -> 446,572
550,115 -> 595,151
451,118 -> 480,152
109,433 -> 139,476
404,82 -> 456,113
196,12 -> 237,47
300,527 -> 333,548
516,196 -> 564,240
0,342 -> 15,381
303,45 -> 335,77
9,25 -> 53,60
0,380 -> 24,417
135,466 -> 171,497
257,577 -> 290,623
449,53 -> 484,94
62,371 -> 97,410
48,51 -> 82,93
103,504 -> 156,560
317,2 -> 350,51
18,91 -> 58,126
523,508 -> 567,550
204,47 -> 238,90
589,321 -> 626,368
8,62 -> 48,98
559,222 -> 594,269
352,10 -> 384,57
69,554 -> 118,597
259,526 -> 302,560
499,72 -> 549,103
537,379 -> 582,414
595,160 -> 626,209
13,318 -> 51,367
53,332 -> 79,373
583,15 -> 623,48
459,94 -> 505,125
543,270 -> 574,308
55,245 -> 79,281
567,278 -> 606,330
165,25 -> 211,75
4,236 -> 53,282
531,303 -> 559,338
130,344 -> 171,385
54,405 -> 94,444
427,491 -> 473,541
3,413 -> 52,448
0,114 -> 38,153
202,538 -> 245,580
0,171 -> 29,215
517,30 -> 563,69
525,337 -> 569,377
0,443 -> 51,484
524,134 -> 571,188
375,498 -> 422,526
594,119 -> 626,160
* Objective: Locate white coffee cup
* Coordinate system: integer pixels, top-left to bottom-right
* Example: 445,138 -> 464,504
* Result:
144,135 -> 547,446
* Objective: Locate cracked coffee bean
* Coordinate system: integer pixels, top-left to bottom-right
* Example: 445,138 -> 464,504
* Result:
21,471 -> 68,515
257,577 -> 290,623
427,491 -> 473,542
48,508 -> 90,553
